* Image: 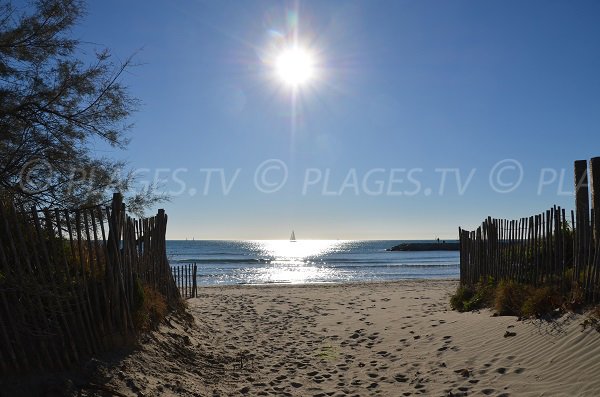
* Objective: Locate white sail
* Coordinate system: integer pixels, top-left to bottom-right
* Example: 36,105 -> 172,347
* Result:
290,230 -> 296,241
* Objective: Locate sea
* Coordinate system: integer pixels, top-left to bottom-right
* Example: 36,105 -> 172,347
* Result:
166,240 -> 459,286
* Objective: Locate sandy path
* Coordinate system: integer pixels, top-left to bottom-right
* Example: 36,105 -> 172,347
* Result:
91,280 -> 600,396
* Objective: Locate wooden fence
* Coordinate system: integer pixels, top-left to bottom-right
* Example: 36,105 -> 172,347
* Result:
0,193 -> 180,375
171,263 -> 198,298
459,157 -> 600,303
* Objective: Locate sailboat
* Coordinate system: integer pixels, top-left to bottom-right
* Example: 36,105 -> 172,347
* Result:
290,230 -> 296,242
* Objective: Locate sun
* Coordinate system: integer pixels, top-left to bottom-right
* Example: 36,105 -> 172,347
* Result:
275,46 -> 315,87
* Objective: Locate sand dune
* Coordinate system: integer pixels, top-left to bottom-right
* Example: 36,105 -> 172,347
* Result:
88,280 -> 600,396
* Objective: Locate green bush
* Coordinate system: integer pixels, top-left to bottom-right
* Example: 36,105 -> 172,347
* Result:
450,277 -> 494,312
450,285 -> 474,312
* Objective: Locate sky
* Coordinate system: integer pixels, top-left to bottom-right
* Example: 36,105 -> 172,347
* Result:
60,0 -> 600,239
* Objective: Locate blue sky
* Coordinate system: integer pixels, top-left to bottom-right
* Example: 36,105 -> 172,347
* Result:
69,0 -> 600,239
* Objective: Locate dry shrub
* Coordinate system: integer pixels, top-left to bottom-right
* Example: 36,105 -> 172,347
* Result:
132,280 -> 168,332
566,283 -> 585,312
581,306 -> 600,333
494,281 -> 529,316
521,286 -> 562,318
494,282 -> 563,318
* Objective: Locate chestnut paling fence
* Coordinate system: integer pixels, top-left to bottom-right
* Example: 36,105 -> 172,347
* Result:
171,263 -> 198,298
0,193 -> 181,375
459,157 -> 600,303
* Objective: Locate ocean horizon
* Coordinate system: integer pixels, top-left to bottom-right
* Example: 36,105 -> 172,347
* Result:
167,239 -> 459,286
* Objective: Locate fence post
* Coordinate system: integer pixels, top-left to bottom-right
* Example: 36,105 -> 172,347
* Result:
574,160 -> 590,276
458,228 -> 463,284
574,160 -> 590,223
590,157 -> 600,246
193,263 -> 198,297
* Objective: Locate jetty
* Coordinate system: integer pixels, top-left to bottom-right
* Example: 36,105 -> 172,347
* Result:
387,242 -> 460,251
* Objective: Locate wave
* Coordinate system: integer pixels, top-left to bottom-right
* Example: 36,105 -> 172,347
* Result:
331,263 -> 458,269
171,258 -> 271,264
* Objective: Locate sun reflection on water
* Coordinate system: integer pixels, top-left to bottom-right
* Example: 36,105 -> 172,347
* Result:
242,240 -> 347,284
254,240 -> 344,261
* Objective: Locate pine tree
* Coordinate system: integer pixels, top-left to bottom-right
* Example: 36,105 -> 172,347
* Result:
0,0 -> 163,214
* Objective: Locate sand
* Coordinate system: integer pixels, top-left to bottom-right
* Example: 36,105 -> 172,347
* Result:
85,280 -> 600,396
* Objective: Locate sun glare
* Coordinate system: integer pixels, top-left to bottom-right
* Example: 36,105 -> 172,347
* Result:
275,47 -> 315,87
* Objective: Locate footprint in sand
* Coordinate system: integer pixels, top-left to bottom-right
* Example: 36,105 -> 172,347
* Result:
394,373 -> 409,383
366,382 -> 379,389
